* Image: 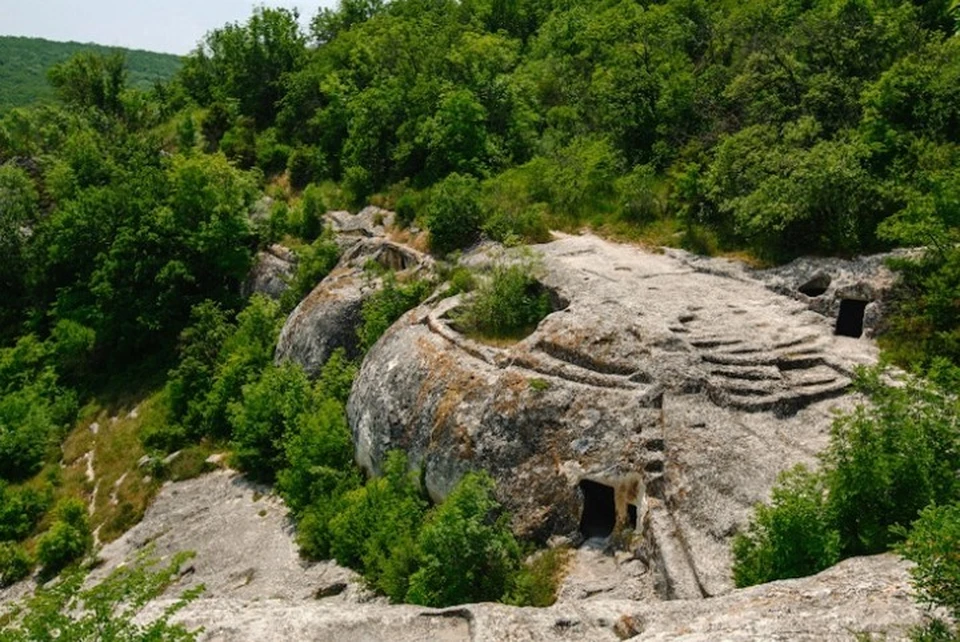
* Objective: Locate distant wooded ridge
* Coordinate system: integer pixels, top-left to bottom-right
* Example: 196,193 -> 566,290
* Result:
0,35 -> 181,114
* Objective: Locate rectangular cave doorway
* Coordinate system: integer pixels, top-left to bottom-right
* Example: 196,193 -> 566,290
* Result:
835,299 -> 868,338
579,479 -> 617,539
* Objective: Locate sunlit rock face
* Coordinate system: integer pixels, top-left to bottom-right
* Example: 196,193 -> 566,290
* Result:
349,233 -> 879,598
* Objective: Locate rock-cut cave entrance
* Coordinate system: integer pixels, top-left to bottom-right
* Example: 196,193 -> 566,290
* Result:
835,299 -> 868,338
579,479 -> 617,539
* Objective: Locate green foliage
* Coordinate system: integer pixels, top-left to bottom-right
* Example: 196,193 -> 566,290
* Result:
0,36 -> 179,115
0,482 -> 51,542
288,147 -> 322,190
294,183 -> 328,241
167,296 -> 283,439
425,173 -> 483,255
0,163 -> 38,324
181,7 -> 306,128
406,472 -> 522,607
279,231 -> 341,312
329,452 -> 427,601
276,398 -> 356,516
505,546 -> 569,607
357,275 -> 433,352
732,466 -> 840,588
35,498 -> 92,576
733,368 -> 960,587
316,348 -> 358,405
824,371 -> 960,555
47,52 -> 127,115
229,362 -> 316,483
0,336 -> 78,482
0,551 -> 202,642
899,503 -> 960,623
454,262 -> 553,340
0,542 -> 32,588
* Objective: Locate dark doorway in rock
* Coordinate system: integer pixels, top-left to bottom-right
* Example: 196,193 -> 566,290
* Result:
835,299 -> 868,338
627,503 -> 638,530
579,479 -> 617,539
799,274 -> 831,298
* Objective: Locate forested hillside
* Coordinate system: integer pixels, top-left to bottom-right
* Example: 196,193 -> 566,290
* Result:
0,36 -> 181,114
1,0 -> 959,634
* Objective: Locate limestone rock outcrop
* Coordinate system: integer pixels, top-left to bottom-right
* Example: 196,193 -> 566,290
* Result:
275,226 -> 431,376
348,233 -> 880,598
51,470 -> 929,641
242,244 -> 297,300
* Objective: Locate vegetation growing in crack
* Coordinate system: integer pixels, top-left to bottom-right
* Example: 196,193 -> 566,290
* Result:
453,261 -> 554,342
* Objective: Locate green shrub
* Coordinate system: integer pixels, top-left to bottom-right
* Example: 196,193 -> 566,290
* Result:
824,371 -> 960,556
406,472 -> 522,607
36,498 -> 92,576
276,398 -> 355,515
288,147 -> 322,190
616,164 -> 663,223
317,348 -> 358,405
899,503 -> 960,622
426,173 -> 483,255
0,552 -> 202,641
482,203 -> 550,246
506,546 -> 569,607
296,485 -> 353,561
395,192 -> 419,228
357,275 -> 433,352
165,296 -> 282,443
329,452 -> 428,601
732,466 -> 841,587
453,263 -> 552,340
0,482 -> 51,542
255,128 -> 292,175
279,231 -> 340,312
229,362 -> 316,483
295,183 -> 327,241
0,541 -> 32,587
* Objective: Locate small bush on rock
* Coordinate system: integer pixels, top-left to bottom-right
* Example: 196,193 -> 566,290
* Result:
454,262 -> 553,340
279,230 -> 340,312
732,466 -> 840,588
0,541 -> 32,587
406,472 -> 522,607
36,498 -> 92,576
899,503 -> 960,624
357,275 -> 433,352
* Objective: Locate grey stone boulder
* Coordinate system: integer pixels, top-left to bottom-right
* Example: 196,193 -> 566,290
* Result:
325,206 -> 395,239
242,244 -> 298,300
348,233 -> 880,598
275,237 -> 431,376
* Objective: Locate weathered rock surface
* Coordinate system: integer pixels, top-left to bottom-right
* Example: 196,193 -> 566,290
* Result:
242,244 -> 298,300
326,206 -> 395,240
348,233 -> 880,598
754,250 -> 913,338
155,554 -> 924,641
275,235 -> 431,376
3,470 -> 919,641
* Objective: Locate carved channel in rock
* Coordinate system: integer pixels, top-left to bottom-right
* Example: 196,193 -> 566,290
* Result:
835,299 -> 868,338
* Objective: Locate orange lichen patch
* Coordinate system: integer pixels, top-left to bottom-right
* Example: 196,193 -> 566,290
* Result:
388,227 -> 430,254
490,371 -> 532,416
